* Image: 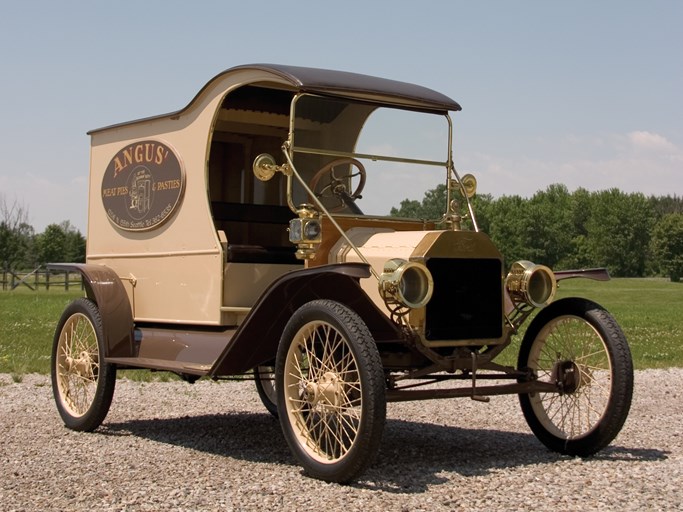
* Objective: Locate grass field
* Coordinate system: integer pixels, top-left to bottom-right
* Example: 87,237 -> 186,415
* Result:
0,278 -> 681,380
495,277 -> 683,369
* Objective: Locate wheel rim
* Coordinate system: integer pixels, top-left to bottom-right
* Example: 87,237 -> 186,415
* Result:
283,320 -> 362,463
55,313 -> 100,417
527,315 -> 613,440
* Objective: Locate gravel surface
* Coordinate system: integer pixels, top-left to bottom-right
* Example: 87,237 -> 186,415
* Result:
1,369 -> 681,511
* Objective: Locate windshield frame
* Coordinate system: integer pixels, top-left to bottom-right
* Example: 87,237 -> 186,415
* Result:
279,92 -> 478,231
287,92 -> 453,170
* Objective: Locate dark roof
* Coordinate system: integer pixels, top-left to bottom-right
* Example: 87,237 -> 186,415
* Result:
232,63 -> 462,113
89,63 -> 460,134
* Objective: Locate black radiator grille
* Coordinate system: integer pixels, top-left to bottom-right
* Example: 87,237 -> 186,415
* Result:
425,258 -> 503,341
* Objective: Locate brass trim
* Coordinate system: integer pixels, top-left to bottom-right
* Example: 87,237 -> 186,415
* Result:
291,146 -> 447,168
88,248 -> 221,260
220,307 -> 252,313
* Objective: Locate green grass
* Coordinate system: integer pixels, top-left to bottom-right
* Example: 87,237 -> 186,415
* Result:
497,277 -> 683,369
0,289 -> 173,381
0,289 -> 79,378
550,277 -> 683,369
1,278 -> 681,379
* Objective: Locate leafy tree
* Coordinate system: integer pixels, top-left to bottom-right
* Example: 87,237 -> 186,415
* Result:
0,194 -> 32,270
470,193 -> 493,233
649,194 -> 683,217
523,184 -> 574,268
561,188 -> 593,268
34,222 -> 85,265
61,221 -> 86,262
390,183 -> 447,220
650,213 -> 683,282
483,194 -> 528,264
583,190 -> 654,277
391,183 -> 493,230
390,198 -> 425,219
391,183 -> 665,277
35,224 -> 67,264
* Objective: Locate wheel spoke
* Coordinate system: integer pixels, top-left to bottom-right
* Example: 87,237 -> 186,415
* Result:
283,318 -> 365,464
526,313 -> 616,439
55,313 -> 100,416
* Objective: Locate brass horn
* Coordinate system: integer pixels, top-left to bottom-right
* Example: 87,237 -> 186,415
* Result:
460,174 -> 477,198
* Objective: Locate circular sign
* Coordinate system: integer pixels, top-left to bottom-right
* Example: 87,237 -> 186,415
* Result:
101,140 -> 185,231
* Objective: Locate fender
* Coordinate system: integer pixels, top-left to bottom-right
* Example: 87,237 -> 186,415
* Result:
209,263 -> 402,376
554,267 -> 610,282
48,263 -> 134,358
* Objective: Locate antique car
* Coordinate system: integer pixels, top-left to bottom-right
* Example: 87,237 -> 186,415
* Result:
50,64 -> 633,483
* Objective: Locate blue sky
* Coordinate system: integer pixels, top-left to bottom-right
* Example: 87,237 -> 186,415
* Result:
0,0 -> 680,233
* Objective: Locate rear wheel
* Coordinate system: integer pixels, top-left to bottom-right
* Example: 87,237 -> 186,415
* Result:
518,298 -> 633,456
276,300 -> 385,483
254,365 -> 278,417
51,298 -> 116,432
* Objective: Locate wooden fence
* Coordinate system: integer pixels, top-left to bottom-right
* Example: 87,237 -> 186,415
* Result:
1,267 -> 83,291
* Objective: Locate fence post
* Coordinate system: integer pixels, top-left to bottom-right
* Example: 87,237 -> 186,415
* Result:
46,271 -> 50,291
65,270 -> 69,291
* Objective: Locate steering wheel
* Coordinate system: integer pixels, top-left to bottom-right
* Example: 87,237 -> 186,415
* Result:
309,158 -> 367,213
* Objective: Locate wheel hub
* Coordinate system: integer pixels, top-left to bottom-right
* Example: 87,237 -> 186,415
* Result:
304,372 -> 343,408
65,351 -> 93,378
552,360 -> 583,393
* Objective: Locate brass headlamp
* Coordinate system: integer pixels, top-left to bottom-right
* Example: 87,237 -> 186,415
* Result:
379,258 -> 434,310
505,260 -> 557,308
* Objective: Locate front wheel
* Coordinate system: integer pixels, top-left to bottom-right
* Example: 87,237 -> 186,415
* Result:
51,298 -> 116,432
518,298 -> 633,456
276,300 -> 386,483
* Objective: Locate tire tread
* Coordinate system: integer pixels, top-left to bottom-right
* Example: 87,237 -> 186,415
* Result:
518,297 -> 633,456
276,299 -> 385,483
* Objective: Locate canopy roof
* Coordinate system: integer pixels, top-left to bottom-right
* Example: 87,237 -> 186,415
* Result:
232,63 -> 462,113
89,63 -> 461,134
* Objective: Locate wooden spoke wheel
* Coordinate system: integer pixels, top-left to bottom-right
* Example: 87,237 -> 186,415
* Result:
518,298 -> 633,456
51,298 -> 116,432
276,300 -> 385,483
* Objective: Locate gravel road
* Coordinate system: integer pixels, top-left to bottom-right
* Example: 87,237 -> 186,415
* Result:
1,369 -> 681,511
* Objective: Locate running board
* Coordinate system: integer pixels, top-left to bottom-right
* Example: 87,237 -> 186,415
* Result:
105,357 -> 211,376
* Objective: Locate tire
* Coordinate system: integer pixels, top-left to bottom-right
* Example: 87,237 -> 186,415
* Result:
518,297 -> 633,456
51,298 -> 116,432
275,300 -> 386,483
254,365 -> 278,417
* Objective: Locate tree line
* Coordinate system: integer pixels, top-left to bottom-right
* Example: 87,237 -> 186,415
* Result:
391,184 -> 683,281
0,195 -> 85,271
3,187 -> 682,281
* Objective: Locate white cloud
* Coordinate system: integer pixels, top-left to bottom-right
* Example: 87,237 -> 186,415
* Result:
459,131 -> 683,198
627,131 -> 678,152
